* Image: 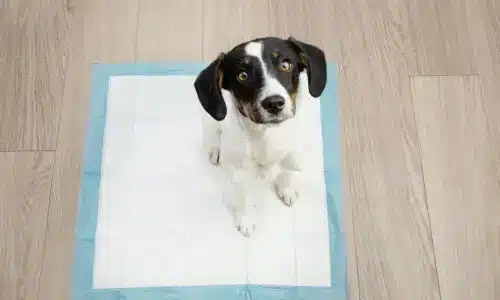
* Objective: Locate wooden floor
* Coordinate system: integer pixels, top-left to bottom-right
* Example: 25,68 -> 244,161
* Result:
1,0 -> 499,299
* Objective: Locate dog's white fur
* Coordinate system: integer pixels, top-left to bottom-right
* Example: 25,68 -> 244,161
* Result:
205,42 -> 312,237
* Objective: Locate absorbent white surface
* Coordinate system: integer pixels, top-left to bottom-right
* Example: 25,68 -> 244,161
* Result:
93,75 -> 331,289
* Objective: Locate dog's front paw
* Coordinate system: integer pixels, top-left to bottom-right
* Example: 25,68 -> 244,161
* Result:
235,215 -> 256,237
208,147 -> 221,165
276,183 -> 300,206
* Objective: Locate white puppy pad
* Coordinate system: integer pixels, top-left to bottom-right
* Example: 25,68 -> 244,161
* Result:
93,75 -> 331,289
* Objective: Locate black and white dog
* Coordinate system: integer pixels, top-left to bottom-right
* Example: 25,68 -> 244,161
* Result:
194,37 -> 327,237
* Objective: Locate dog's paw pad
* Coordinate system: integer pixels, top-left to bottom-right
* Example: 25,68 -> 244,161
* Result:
236,215 -> 256,237
277,185 -> 299,206
209,147 -> 220,165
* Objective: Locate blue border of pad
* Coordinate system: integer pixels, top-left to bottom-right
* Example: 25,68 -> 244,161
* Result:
73,62 -> 346,300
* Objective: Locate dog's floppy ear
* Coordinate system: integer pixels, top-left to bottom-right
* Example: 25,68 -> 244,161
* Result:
287,37 -> 327,97
194,53 -> 227,121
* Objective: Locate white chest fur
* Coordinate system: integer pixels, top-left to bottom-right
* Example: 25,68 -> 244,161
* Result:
244,119 -> 299,166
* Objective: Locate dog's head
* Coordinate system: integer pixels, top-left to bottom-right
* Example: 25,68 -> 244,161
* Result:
194,37 -> 327,125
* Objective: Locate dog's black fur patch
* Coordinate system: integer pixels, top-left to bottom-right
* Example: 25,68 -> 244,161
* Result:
194,37 -> 327,122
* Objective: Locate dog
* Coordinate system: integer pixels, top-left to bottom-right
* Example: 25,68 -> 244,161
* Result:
194,36 -> 327,237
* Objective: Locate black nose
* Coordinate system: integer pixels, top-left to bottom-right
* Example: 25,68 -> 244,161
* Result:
261,96 -> 285,115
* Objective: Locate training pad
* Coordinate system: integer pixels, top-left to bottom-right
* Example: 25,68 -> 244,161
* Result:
73,63 -> 346,300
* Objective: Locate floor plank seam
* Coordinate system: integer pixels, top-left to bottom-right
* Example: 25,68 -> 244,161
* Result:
351,151 -> 379,299
408,73 -> 479,77
408,74 -> 443,300
133,0 -> 141,61
35,152 -> 57,300
0,149 -> 56,153
201,0 -> 206,60
35,9 -> 74,299
349,201 -> 363,300
340,123 -> 362,299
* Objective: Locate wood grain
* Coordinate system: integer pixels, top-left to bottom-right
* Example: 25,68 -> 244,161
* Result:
36,1 -> 138,299
0,1 -> 72,151
136,0 -> 203,61
411,75 -> 498,300
406,0 -> 476,75
0,152 -> 54,300
337,1 -> 441,299
466,3 -> 500,296
268,0 -> 340,62
202,0 -> 270,60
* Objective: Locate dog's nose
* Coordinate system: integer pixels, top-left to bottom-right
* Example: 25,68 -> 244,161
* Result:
261,96 -> 285,115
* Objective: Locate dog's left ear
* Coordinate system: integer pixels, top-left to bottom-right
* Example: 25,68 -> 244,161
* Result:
287,37 -> 327,97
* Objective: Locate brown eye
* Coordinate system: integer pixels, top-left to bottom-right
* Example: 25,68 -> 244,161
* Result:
237,71 -> 248,81
279,59 -> 292,72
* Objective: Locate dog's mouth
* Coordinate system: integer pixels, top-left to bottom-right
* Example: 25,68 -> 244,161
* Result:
253,106 -> 293,124
258,114 -> 291,125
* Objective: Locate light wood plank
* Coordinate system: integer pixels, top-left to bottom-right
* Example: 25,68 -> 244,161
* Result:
136,0 -> 203,61
337,1 -> 441,298
411,75 -> 497,300
406,0 -> 476,75
268,0 -> 340,61
202,0 -> 270,60
268,0 -> 308,40
0,1 -> 72,151
37,1 -> 138,299
0,152 -> 54,300
466,3 -> 500,296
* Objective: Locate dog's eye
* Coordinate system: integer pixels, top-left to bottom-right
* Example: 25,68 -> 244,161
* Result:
237,71 -> 248,81
279,59 -> 292,72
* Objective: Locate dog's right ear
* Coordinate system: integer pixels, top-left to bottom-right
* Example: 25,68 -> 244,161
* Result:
194,53 -> 227,121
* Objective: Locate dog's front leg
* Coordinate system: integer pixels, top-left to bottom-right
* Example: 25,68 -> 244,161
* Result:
223,161 -> 257,237
203,117 -> 222,165
276,153 -> 304,206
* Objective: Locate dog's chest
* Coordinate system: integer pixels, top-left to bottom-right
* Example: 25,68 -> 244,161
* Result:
247,124 -> 297,166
